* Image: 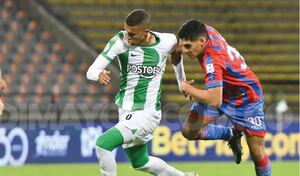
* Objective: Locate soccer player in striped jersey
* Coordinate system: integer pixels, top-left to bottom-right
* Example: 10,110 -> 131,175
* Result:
172,19 -> 271,176
87,9 -> 197,176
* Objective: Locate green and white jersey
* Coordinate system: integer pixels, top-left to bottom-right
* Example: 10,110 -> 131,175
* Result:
100,31 -> 177,111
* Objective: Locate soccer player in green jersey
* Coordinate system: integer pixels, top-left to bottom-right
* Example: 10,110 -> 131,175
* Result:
87,9 -> 196,176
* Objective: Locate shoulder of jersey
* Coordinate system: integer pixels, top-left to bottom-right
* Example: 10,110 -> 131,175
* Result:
115,31 -> 125,40
111,31 -> 130,47
153,31 -> 176,40
109,31 -> 123,43
152,31 -> 177,47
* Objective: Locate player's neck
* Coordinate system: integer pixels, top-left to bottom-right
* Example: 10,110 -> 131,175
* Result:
140,32 -> 155,46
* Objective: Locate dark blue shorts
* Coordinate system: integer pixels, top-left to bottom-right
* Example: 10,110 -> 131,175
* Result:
189,98 -> 266,137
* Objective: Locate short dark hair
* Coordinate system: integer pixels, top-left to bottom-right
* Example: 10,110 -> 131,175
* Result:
125,9 -> 151,28
178,19 -> 207,41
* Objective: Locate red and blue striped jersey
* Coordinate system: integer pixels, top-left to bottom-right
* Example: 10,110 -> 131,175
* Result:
199,25 -> 263,106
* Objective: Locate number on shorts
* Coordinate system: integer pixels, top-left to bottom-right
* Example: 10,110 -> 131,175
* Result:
125,114 -> 132,120
248,117 -> 262,126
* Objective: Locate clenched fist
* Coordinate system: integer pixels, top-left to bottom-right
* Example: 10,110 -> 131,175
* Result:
180,80 -> 194,101
98,70 -> 111,85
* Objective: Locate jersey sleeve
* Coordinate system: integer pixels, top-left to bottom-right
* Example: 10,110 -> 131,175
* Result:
169,34 -> 178,54
100,31 -> 124,62
160,33 -> 178,54
86,32 -> 124,81
203,54 -> 226,90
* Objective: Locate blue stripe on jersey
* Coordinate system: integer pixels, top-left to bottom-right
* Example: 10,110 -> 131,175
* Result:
225,62 -> 262,97
206,81 -> 223,89
207,26 -> 215,31
209,35 -> 220,41
207,73 -> 216,82
212,45 -> 221,51
206,56 -> 213,64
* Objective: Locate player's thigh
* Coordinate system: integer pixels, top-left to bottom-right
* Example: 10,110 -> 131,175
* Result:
96,127 -> 124,151
183,102 -> 221,134
245,133 -> 266,162
116,108 -> 160,148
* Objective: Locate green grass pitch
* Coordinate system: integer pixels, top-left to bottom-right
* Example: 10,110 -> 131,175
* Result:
1,161 -> 298,176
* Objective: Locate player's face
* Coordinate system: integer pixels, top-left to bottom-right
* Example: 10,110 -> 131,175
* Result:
180,37 -> 206,59
124,23 -> 149,46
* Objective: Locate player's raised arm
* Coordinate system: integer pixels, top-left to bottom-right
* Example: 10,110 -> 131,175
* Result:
86,33 -> 123,85
86,53 -> 111,85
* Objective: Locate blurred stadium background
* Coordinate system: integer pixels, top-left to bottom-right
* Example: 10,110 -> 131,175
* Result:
0,0 -> 299,175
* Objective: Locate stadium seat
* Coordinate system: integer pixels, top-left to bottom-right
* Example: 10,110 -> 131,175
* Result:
0,1 -> 112,113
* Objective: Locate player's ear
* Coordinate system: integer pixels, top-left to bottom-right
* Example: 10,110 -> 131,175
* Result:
144,28 -> 150,35
198,36 -> 206,47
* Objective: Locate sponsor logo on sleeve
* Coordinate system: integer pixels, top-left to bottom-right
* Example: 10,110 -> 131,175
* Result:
206,63 -> 215,73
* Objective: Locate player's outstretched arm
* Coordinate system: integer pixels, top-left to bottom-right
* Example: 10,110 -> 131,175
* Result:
86,54 -> 111,85
170,46 -> 186,93
170,45 -> 183,65
87,32 -> 123,85
181,81 -> 222,108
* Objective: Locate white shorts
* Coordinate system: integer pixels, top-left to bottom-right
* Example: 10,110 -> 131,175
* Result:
115,108 -> 161,148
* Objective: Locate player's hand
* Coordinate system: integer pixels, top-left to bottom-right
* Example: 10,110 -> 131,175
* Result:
180,80 -> 194,92
180,84 -> 193,101
181,80 -> 194,101
0,78 -> 7,90
182,91 -> 193,101
98,70 -> 111,85
0,99 -> 4,116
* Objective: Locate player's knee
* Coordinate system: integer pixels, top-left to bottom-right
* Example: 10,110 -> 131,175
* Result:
134,161 -> 151,172
131,158 -> 148,169
181,120 -> 208,140
250,150 -> 265,162
96,135 -> 117,151
95,127 -> 124,151
249,145 -> 265,162
246,135 -> 266,162
128,152 -> 149,169
95,135 -> 113,150
181,128 -> 199,140
125,144 -> 149,169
